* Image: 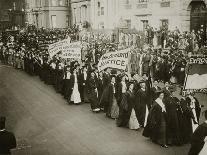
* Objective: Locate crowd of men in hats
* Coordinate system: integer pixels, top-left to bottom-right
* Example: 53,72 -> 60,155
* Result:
0,24 -> 206,153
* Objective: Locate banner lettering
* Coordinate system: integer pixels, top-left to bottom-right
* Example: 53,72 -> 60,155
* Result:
48,38 -> 70,57
98,48 -> 130,71
62,42 -> 82,59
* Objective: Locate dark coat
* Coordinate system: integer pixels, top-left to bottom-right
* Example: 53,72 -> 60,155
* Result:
0,130 -> 16,154
135,89 -> 148,126
116,90 -> 135,127
87,77 -> 99,110
78,72 -> 87,101
186,97 -> 201,123
99,83 -> 116,113
102,72 -> 110,89
143,101 -> 167,144
189,122 -> 207,155
165,97 -> 183,145
180,98 -> 195,144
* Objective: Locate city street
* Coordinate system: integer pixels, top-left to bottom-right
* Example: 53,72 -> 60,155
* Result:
0,64 -> 196,155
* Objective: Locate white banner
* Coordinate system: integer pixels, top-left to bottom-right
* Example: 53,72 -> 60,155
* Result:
98,48 -> 130,71
48,38 -> 70,57
62,42 -> 82,59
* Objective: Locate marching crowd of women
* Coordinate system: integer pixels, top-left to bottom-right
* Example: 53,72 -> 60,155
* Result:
0,26 -> 206,154
0,40 -> 204,149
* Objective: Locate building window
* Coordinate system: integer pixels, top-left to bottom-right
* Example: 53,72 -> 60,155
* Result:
98,2 -> 101,7
81,5 -> 87,21
125,19 -> 131,29
66,15 -> 70,27
160,0 -> 170,7
125,0 -> 132,9
65,0 -> 69,6
141,20 -> 148,30
13,2 -> 16,10
126,0 -> 130,4
51,0 -> 57,6
101,7 -> 104,15
99,22 -> 104,29
97,2 -> 101,16
51,15 -> 57,28
73,8 -> 76,24
45,0 -> 49,6
138,0 -> 148,3
58,0 -> 63,6
137,0 -> 148,8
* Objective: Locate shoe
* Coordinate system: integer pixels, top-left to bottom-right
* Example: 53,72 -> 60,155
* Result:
95,108 -> 100,112
93,108 -> 100,112
161,144 -> 168,148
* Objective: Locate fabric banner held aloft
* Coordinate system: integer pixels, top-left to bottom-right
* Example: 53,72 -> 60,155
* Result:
184,56 -> 207,93
48,38 -> 70,57
61,41 -> 82,59
98,48 -> 130,72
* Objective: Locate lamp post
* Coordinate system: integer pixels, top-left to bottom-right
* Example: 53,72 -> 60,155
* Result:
21,8 -> 25,27
8,9 -> 14,29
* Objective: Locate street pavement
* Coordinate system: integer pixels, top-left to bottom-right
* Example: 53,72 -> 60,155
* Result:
0,64 -> 206,155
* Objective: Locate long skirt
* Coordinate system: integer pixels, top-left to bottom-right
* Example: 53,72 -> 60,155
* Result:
129,108 -> 140,130
15,57 -> 21,69
110,96 -> 119,119
156,117 -> 167,145
88,91 -> 99,110
70,82 -> 81,104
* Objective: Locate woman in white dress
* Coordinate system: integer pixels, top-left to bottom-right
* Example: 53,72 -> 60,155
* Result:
70,67 -> 81,104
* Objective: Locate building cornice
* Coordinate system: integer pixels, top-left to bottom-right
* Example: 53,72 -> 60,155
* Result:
71,0 -> 90,4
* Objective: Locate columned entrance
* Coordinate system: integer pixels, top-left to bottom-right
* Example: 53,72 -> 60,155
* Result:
189,1 -> 206,32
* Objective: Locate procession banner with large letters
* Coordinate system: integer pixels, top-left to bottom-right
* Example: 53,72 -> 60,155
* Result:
61,41 -> 82,59
184,56 -> 207,93
48,38 -> 70,57
98,48 -> 130,71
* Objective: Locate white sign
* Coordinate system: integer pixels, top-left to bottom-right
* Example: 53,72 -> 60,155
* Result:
48,38 -> 70,57
98,48 -> 130,71
62,42 -> 82,59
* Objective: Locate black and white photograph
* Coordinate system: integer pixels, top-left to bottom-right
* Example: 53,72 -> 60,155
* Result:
0,0 -> 207,155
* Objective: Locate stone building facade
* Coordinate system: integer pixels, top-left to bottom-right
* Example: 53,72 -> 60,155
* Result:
70,0 -> 91,28
25,0 -> 71,28
0,0 -> 25,30
88,0 -> 207,32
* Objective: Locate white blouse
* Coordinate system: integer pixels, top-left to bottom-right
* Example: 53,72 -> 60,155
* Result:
155,98 -> 166,113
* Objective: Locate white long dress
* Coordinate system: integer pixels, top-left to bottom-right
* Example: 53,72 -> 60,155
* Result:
129,108 -> 140,130
70,74 -> 81,104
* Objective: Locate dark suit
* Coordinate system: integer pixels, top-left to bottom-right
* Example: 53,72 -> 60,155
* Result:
0,130 -> 16,154
78,72 -> 87,102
